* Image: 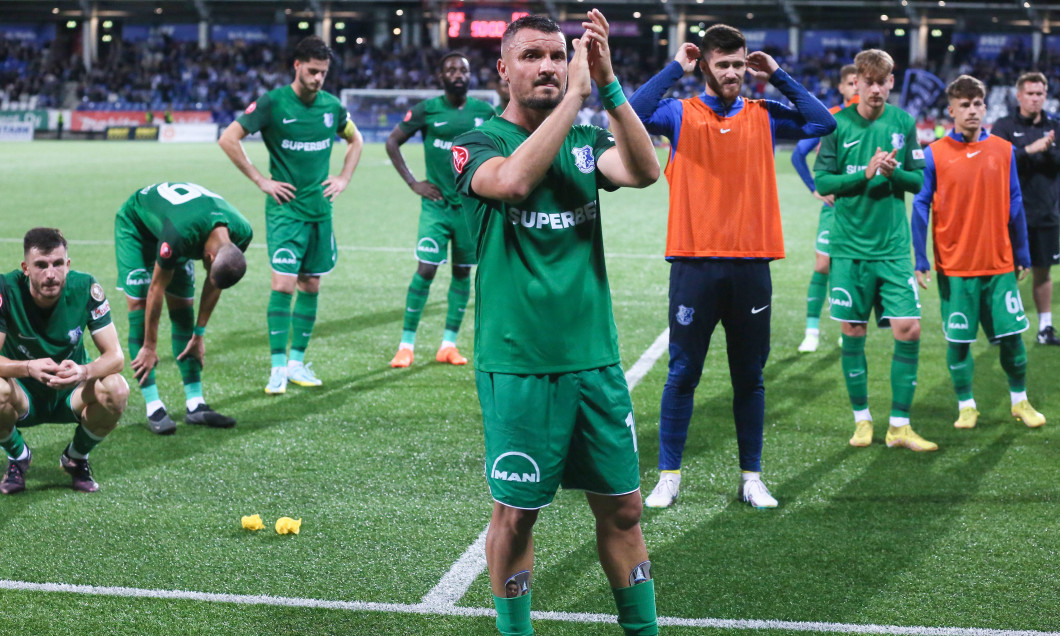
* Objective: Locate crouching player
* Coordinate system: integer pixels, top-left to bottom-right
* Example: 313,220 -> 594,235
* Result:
0,228 -> 129,494
913,75 -> 1045,429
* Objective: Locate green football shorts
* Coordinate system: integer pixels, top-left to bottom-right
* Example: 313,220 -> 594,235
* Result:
266,214 -> 337,276
415,198 -> 477,266
937,272 -> 1029,342
114,203 -> 195,300
829,257 -> 921,327
476,364 -> 641,510
815,204 -> 834,256
14,378 -> 78,427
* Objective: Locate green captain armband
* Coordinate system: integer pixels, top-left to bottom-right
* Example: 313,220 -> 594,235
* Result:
600,79 -> 627,110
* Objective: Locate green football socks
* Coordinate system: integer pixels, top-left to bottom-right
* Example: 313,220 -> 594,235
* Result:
1,427 -> 26,460
127,309 -> 157,390
999,335 -> 1027,392
268,290 -> 293,367
445,275 -> 471,336
841,334 -> 868,411
67,424 -> 104,460
290,290 -> 318,362
947,342 -> 974,401
402,273 -> 433,341
169,305 -> 202,392
613,580 -> 659,636
891,339 -> 919,418
806,271 -> 828,328
493,593 -> 533,636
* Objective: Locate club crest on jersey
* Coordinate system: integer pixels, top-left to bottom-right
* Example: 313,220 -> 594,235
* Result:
676,305 -> 695,326
891,133 -> 905,150
474,117 -> 484,127
68,326 -> 83,344
159,242 -> 172,259
572,145 -> 595,174
452,146 -> 470,174
323,113 -> 334,128
90,283 -> 105,302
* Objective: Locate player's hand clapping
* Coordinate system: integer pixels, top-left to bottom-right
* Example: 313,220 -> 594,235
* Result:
256,177 -> 296,204
567,32 -> 592,102
1025,130 -> 1055,154
581,9 -> 615,87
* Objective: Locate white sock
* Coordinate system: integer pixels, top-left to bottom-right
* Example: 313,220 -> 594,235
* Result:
958,398 -> 977,410
1011,390 -> 1028,406
805,328 -> 820,336
398,342 -> 414,351
287,360 -> 303,369
1040,312 -> 1052,331
889,416 -> 910,428
853,409 -> 872,423
741,471 -> 760,482
146,400 -> 165,417
441,340 -> 456,349
14,445 -> 29,461
186,397 -> 205,411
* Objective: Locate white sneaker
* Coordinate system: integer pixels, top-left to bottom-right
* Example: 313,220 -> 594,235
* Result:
798,332 -> 820,353
288,362 -> 322,387
265,366 -> 288,395
644,472 -> 681,508
738,477 -> 778,509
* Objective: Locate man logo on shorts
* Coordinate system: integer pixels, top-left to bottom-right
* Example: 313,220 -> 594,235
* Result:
817,230 -> 830,245
491,452 -> 541,483
948,312 -> 970,331
126,268 -> 151,287
417,237 -> 441,254
830,287 -> 854,308
272,248 -> 298,266
675,305 -> 695,326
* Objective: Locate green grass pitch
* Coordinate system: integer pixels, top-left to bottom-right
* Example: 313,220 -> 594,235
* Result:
0,141 -> 1057,635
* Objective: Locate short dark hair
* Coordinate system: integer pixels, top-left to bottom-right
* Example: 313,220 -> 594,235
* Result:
840,64 -> 858,81
502,15 -> 561,51
946,75 -> 986,101
700,24 -> 745,56
293,35 -> 332,63
23,227 -> 66,255
439,51 -> 469,70
209,244 -> 247,290
1017,71 -> 1048,91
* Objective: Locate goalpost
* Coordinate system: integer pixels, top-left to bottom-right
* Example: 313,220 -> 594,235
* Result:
340,88 -> 498,143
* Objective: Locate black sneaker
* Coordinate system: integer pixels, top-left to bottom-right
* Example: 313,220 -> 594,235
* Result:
60,450 -> 99,493
0,447 -> 32,495
186,404 -> 236,429
1038,326 -> 1060,345
148,407 -> 177,435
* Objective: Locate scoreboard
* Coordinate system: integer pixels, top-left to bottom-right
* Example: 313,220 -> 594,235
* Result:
446,7 -> 530,39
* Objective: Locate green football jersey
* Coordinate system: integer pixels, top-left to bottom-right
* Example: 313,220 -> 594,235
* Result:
814,104 -> 925,260
0,270 -> 112,365
397,95 -> 495,206
121,182 -> 253,270
453,118 -> 619,374
236,85 -> 350,222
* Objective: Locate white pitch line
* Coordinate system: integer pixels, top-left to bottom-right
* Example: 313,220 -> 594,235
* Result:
2,580 -> 1056,636
420,525 -> 490,608
423,329 -> 671,608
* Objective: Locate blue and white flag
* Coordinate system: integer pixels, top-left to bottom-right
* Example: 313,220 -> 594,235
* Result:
899,68 -> 947,116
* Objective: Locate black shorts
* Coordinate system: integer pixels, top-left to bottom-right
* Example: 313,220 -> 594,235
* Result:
1028,225 -> 1060,268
